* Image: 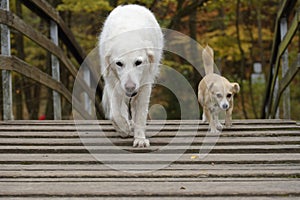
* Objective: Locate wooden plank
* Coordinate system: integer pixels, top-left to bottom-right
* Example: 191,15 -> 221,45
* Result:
262,0 -> 297,118
0,136 -> 299,145
0,10 -> 98,115
23,0 -> 86,63
0,120 -> 299,198
1,169 -> 300,178
1,144 -> 299,151
0,124 -> 299,132
1,198 -> 298,200
279,53 -> 300,95
83,64 -> 92,115
50,20 -> 62,120
23,0 -> 104,103
0,181 -> 300,197
0,144 -> 299,154
1,177 -> 299,183
1,163 -> 300,171
0,153 -> 300,164
0,119 -> 296,125
0,123 -> 297,131
1,129 -> 299,138
280,17 -> 290,119
272,53 -> 300,117
0,9 -> 77,77
2,122 -> 298,129
0,56 -> 71,102
269,0 -> 295,67
0,56 -> 90,119
0,0 -> 13,120
268,10 -> 300,118
0,119 -> 294,124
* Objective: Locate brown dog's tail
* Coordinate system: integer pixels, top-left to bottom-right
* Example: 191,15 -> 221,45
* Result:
202,45 -> 214,75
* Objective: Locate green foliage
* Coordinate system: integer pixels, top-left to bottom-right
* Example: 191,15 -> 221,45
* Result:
53,0 -> 299,120
57,0 -> 112,12
155,60 -> 196,119
7,0 -> 300,120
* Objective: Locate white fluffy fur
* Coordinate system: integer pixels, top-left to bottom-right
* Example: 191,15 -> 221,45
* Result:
99,5 -> 163,147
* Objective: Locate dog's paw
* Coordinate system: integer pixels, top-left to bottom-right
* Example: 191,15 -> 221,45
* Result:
112,116 -> 132,137
133,137 -> 150,148
216,122 -> 223,130
209,128 -> 220,134
202,113 -> 207,123
225,121 -> 232,127
118,131 -> 131,138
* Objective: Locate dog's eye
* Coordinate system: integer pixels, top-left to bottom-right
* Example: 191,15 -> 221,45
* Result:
227,93 -> 232,98
116,61 -> 123,67
135,60 -> 142,66
216,93 -> 222,98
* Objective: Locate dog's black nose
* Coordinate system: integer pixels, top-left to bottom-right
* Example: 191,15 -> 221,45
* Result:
222,104 -> 229,110
125,81 -> 137,97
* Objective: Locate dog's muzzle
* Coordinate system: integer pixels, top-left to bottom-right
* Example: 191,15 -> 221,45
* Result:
221,103 -> 229,110
125,81 -> 137,97
126,91 -> 138,97
125,88 -> 138,97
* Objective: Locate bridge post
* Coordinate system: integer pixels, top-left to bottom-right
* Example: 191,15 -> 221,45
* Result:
273,68 -> 280,118
0,0 -> 13,120
83,66 -> 92,115
50,20 -> 62,120
280,17 -> 290,119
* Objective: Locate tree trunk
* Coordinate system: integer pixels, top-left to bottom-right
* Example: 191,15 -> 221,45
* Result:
244,16 -> 258,118
188,4 -> 201,92
235,0 -> 248,119
15,0 -> 24,119
45,52 -> 53,119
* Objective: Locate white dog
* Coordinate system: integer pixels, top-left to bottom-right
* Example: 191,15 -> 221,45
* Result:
99,5 -> 163,147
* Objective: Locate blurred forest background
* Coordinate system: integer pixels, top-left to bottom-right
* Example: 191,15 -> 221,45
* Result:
2,0 -> 300,120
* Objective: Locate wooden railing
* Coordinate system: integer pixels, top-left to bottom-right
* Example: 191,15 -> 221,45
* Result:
0,0 -> 103,120
262,0 -> 300,119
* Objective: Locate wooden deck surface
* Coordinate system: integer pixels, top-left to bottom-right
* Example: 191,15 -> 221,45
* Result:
0,119 -> 300,199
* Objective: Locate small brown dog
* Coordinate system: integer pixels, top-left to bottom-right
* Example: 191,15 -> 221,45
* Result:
198,45 -> 240,133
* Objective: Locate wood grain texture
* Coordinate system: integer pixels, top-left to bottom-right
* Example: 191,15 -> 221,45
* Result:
0,120 -> 299,198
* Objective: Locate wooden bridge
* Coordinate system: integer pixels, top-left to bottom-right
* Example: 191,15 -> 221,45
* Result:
0,119 -> 300,198
0,0 -> 300,198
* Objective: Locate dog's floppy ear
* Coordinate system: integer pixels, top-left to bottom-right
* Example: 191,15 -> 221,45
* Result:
147,50 -> 155,63
231,82 -> 240,94
208,82 -> 214,91
101,54 -> 111,77
105,55 -> 111,67
147,50 -> 160,77
202,45 -> 214,74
